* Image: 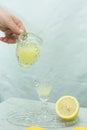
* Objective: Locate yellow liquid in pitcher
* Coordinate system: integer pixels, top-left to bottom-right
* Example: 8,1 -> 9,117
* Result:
16,43 -> 40,67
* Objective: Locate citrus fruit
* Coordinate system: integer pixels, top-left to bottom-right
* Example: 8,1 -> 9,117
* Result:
25,126 -> 45,130
55,95 -> 80,121
73,127 -> 87,130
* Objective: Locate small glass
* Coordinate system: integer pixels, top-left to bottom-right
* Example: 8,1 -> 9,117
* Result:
34,79 -> 53,122
16,32 -> 42,68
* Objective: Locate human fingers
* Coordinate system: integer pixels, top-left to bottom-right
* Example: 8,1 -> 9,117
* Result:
0,37 -> 17,43
6,18 -> 24,35
12,16 -> 26,32
0,30 -> 18,43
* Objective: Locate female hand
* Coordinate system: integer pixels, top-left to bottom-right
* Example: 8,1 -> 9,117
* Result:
0,7 -> 26,43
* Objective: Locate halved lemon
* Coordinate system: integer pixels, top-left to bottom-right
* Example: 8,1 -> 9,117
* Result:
73,127 -> 87,130
55,95 -> 80,121
25,126 -> 45,130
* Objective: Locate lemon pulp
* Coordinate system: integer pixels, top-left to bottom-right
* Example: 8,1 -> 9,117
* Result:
55,95 -> 80,121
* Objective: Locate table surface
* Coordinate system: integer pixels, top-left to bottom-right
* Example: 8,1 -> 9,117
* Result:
0,98 -> 87,130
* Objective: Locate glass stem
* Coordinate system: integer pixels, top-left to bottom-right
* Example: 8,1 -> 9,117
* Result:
41,101 -> 48,118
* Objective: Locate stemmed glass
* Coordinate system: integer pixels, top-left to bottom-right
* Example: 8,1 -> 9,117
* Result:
34,78 -> 53,122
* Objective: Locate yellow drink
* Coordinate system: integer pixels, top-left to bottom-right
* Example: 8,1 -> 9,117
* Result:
16,43 -> 40,67
37,87 -> 51,96
36,85 -> 52,102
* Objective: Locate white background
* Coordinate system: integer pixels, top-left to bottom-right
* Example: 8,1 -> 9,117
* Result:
0,0 -> 87,106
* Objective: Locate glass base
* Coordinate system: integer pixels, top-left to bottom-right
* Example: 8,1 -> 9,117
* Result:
7,112 -> 79,128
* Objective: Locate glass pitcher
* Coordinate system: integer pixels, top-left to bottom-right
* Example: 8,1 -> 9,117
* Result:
16,32 -> 43,68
